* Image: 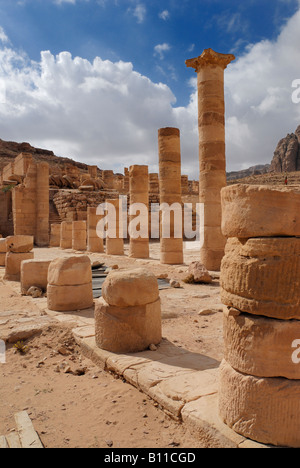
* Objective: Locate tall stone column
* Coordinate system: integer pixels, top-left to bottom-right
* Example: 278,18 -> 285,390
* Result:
36,162 -> 49,247
158,127 -> 183,265
186,48 -> 235,271
105,198 -> 124,256
129,165 -> 149,259
72,220 -> 87,251
87,206 -> 104,253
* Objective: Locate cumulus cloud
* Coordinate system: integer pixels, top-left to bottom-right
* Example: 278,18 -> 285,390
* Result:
224,7 -> 300,170
1,7 -> 300,179
132,3 -> 146,23
0,27 -> 9,44
159,10 -> 170,21
153,43 -> 171,60
0,46 -> 181,174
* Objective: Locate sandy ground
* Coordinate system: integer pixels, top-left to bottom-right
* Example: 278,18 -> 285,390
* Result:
0,242 -> 224,449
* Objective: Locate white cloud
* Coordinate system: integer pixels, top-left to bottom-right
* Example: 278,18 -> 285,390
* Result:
159,10 -> 170,21
0,27 -> 9,44
0,46 -> 181,174
132,3 -> 146,23
1,6 -> 300,179
153,43 -> 171,60
53,0 -> 77,4
224,8 -> 300,170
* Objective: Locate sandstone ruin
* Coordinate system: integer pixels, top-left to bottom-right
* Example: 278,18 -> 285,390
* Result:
1,46 -> 300,450
219,184 -> 300,448
95,268 -> 162,353
186,48 -> 235,271
47,256 -> 94,312
128,165 -> 150,259
158,127 -> 184,265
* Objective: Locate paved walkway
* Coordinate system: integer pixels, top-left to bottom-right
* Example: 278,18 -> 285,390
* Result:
0,243 -> 270,448
25,297 -> 266,448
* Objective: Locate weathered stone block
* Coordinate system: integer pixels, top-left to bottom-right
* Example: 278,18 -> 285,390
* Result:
48,255 -> 92,286
0,253 -> 5,266
220,237 -> 300,319
221,184 -> 300,238
21,259 -> 51,295
47,283 -> 94,311
102,268 -> 159,308
0,239 -> 7,253
49,224 -> 61,247
223,310 -> 300,379
6,235 -> 34,253
106,238 -> 124,256
5,252 -> 34,281
95,297 -> 162,353
219,360 -> 300,448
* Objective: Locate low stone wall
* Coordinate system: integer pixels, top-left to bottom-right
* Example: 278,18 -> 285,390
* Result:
53,190 -> 119,222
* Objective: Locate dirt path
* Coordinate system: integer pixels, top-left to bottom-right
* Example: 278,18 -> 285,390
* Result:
0,244 -> 224,448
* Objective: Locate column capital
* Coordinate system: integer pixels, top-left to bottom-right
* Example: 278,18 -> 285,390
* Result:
186,48 -> 235,72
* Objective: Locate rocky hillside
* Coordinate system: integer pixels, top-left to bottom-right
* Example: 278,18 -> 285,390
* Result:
0,138 -> 94,174
227,171 -> 300,186
226,164 -> 270,181
270,125 -> 300,173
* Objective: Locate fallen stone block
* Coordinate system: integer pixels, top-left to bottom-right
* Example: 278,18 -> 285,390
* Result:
21,259 -> 51,295
186,261 -> 212,283
47,283 -> 94,312
95,297 -> 162,353
4,252 -> 34,281
48,255 -> 92,286
102,268 -> 159,308
6,235 -> 34,253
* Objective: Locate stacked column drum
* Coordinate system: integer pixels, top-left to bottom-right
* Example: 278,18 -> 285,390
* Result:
219,184 -> 300,447
158,127 -> 183,265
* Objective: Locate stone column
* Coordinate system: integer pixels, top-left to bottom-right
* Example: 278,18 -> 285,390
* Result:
158,127 -> 183,265
181,175 -> 189,195
36,162 -> 50,247
47,256 -> 94,312
72,221 -> 87,251
50,224 -> 61,247
103,170 -> 114,189
105,198 -> 124,256
88,165 -> 98,179
149,173 -> 159,194
186,48 -> 235,271
219,184 -> 300,448
95,268 -> 161,353
87,206 -> 104,253
60,221 -> 73,249
129,165 -> 149,259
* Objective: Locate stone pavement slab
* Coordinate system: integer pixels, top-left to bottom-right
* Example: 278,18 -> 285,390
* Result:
73,330 -> 270,448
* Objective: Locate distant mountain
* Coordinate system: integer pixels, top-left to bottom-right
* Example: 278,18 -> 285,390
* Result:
0,138 -> 93,174
226,164 -> 270,181
270,125 -> 300,173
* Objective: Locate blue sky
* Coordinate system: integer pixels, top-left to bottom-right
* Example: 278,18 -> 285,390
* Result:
0,0 -> 300,177
1,0 -> 299,106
